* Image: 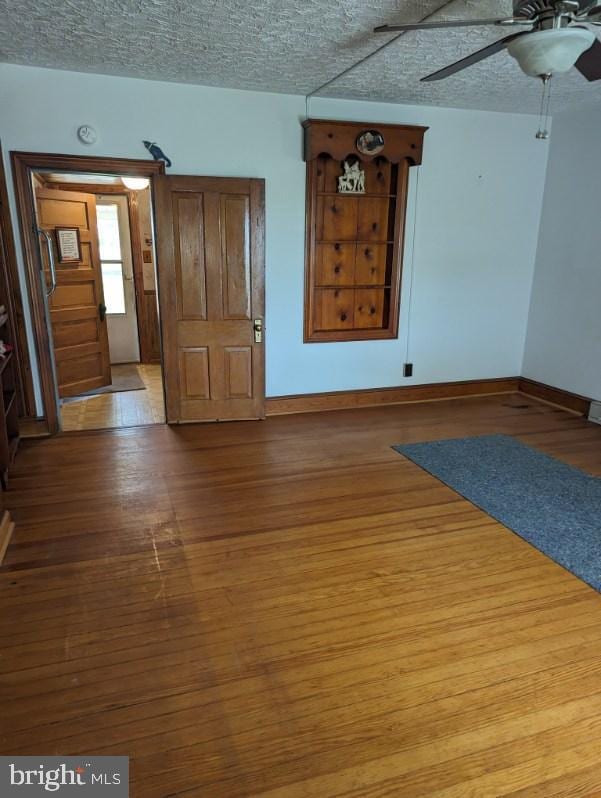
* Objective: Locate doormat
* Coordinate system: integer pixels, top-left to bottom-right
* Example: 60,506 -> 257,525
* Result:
63,364 -> 146,403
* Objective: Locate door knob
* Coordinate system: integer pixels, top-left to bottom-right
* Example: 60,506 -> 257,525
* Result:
253,318 -> 263,343
99,302 -> 107,322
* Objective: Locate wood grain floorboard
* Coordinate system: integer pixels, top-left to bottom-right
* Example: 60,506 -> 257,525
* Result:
1,392 -> 601,796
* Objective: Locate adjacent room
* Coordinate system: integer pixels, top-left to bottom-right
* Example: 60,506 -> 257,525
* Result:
31,170 -> 164,431
0,1 -> 600,796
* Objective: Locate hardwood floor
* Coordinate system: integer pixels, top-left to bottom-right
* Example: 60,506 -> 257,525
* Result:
1,392 -> 601,797
60,363 -> 165,431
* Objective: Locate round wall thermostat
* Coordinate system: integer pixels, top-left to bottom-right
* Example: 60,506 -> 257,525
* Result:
77,125 -> 98,145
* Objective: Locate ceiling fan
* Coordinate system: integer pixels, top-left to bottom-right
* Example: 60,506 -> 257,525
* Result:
374,0 -> 601,82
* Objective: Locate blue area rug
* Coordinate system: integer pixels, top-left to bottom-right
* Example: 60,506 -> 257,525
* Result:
393,434 -> 601,592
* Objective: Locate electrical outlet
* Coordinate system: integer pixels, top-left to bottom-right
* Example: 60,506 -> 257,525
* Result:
403,363 -> 413,378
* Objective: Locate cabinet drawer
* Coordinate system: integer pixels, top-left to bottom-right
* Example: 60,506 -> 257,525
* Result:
354,244 -> 389,285
356,197 -> 391,241
354,289 -> 386,329
316,196 -> 358,241
315,243 -> 355,286
314,288 -> 355,330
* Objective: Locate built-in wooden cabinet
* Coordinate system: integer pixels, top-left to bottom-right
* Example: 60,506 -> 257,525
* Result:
0,311 -> 19,489
303,119 -> 427,342
0,143 -> 21,488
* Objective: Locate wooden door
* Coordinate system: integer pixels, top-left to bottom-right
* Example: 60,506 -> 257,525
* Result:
35,187 -> 111,397
155,176 -> 265,422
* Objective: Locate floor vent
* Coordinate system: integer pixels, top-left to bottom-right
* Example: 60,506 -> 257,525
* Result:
588,401 -> 601,426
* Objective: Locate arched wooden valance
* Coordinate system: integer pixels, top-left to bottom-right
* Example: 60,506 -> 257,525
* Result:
302,118 -> 428,165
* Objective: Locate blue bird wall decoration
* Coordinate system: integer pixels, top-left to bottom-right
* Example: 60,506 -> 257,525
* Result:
143,141 -> 172,168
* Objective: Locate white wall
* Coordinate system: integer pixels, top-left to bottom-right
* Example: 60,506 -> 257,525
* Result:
523,106 -> 601,401
0,64 -> 549,407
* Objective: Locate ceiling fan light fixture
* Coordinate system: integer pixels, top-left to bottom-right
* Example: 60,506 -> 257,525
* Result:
506,27 -> 595,76
121,176 -> 150,190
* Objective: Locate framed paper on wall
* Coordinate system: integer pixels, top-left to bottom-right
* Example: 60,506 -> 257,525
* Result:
55,227 -> 82,263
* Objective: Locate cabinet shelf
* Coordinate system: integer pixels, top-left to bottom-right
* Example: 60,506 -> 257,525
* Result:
3,390 -> 16,417
317,240 -> 395,245
316,192 -> 397,199
7,435 -> 19,465
0,351 -> 12,376
316,284 -> 391,290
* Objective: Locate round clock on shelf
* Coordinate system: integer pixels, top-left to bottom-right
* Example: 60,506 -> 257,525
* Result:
77,125 -> 98,146
356,130 -> 385,156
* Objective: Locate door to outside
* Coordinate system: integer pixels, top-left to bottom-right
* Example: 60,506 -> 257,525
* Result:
35,187 -> 111,397
96,195 -> 140,364
155,176 -> 265,423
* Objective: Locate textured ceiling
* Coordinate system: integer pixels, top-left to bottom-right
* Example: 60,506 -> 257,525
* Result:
1,0 -> 601,113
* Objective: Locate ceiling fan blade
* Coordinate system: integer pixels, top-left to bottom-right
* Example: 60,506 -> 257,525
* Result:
577,5 -> 601,23
421,33 -> 524,82
374,18 -> 531,33
575,35 -> 601,79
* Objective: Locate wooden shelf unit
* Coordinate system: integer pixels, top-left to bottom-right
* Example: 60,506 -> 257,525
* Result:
0,141 -> 23,491
303,119 -> 427,343
0,314 -> 19,489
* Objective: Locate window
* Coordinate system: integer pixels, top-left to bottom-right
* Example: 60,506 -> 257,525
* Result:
96,203 -> 126,314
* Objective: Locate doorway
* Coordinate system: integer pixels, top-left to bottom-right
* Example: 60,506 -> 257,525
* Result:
32,170 -> 165,432
12,153 -> 266,433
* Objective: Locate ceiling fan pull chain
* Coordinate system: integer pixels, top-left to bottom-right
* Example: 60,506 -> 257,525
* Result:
536,75 -> 551,139
544,75 -> 553,132
535,77 -> 546,138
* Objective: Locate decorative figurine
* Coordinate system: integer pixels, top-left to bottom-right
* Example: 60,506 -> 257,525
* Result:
338,160 -> 365,194
143,141 -> 172,168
